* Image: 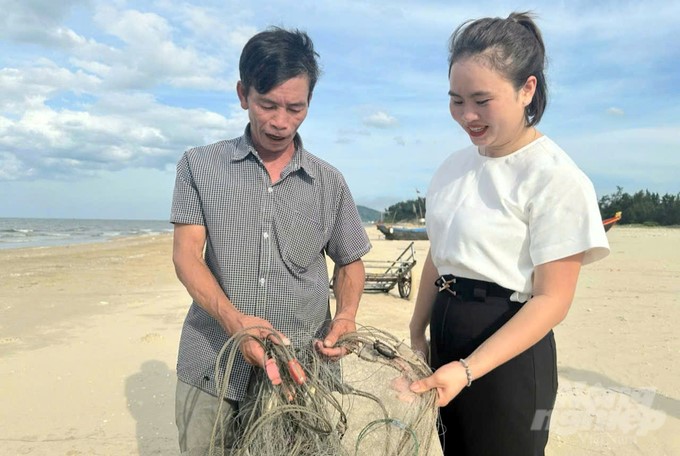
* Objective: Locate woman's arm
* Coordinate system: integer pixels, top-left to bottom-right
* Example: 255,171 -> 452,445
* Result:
411,252 -> 584,406
409,249 -> 440,360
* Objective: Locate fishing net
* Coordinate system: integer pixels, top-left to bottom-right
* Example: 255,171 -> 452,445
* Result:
208,323 -> 439,455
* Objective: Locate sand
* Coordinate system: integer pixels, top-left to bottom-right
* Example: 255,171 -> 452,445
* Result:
0,226 -> 678,455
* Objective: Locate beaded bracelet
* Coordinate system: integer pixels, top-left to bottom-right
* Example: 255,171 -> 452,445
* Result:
459,358 -> 473,387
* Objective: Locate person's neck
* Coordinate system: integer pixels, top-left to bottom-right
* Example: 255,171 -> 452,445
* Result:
256,144 -> 296,184
480,127 -> 539,158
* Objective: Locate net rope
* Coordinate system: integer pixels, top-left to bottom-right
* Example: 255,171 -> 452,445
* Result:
207,323 -> 439,455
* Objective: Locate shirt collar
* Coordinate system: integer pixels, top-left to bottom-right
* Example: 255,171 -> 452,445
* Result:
232,125 -> 315,179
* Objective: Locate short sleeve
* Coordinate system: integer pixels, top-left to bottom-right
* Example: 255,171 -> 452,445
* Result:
528,167 -> 610,266
325,178 -> 371,266
170,151 -> 206,226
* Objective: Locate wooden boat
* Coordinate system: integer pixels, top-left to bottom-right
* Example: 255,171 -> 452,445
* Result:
603,211 -> 622,232
378,211 -> 622,240
376,223 -> 428,241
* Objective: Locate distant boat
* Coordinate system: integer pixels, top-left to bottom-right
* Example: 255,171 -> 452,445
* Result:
376,223 -> 428,241
378,211 -> 622,240
603,211 -> 622,233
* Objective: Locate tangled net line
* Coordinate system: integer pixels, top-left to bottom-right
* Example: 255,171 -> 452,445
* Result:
208,323 -> 438,455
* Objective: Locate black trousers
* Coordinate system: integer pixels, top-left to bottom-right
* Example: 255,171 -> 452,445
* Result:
430,290 -> 557,456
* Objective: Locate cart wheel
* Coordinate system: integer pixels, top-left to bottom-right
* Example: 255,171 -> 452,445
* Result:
398,272 -> 412,299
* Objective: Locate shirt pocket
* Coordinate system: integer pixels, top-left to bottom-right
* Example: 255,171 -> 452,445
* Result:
278,210 -> 326,273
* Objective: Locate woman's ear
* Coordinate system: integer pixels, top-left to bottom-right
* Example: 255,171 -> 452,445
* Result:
521,75 -> 537,106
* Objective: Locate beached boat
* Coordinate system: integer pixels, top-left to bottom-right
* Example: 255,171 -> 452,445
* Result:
377,211 -> 622,240
603,211 -> 622,232
376,223 -> 428,241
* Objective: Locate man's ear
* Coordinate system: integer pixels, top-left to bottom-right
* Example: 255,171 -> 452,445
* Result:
236,81 -> 249,109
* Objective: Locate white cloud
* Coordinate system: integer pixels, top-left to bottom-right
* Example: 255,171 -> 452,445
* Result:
607,107 -> 625,116
363,111 -> 398,128
88,5 -> 228,91
0,64 -> 101,114
0,88 -> 247,180
0,0 -> 88,48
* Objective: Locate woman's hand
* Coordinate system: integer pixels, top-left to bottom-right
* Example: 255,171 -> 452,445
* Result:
410,361 -> 469,407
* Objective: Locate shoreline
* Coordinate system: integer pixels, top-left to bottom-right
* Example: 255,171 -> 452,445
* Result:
0,217 -> 173,251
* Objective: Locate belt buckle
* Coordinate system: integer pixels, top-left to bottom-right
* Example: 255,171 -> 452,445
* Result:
437,276 -> 457,296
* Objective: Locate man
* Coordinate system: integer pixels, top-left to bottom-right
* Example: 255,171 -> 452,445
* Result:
170,27 -> 370,454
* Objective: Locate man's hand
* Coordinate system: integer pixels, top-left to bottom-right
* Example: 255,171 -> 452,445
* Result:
410,333 -> 430,362
314,317 -> 355,359
232,314 -> 290,368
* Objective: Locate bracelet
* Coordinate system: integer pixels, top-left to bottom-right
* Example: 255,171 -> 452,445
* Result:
459,358 -> 473,387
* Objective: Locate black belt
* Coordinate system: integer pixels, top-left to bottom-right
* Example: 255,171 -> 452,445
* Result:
435,274 -> 514,301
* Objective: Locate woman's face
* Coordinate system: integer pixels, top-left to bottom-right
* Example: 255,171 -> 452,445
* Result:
449,57 -> 536,157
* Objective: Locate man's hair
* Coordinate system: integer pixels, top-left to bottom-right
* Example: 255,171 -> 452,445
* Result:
239,27 -> 320,101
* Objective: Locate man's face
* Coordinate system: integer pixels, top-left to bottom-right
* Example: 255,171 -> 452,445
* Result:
237,75 -> 310,159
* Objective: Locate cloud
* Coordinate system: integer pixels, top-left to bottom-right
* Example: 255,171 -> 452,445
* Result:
86,5 -> 229,91
0,2 -> 249,182
362,111 -> 398,128
0,63 -> 101,113
0,89 -> 247,180
607,107 -> 625,116
0,0 -> 88,48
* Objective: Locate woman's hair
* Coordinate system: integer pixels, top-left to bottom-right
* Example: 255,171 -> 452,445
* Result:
448,11 -> 547,126
239,27 -> 320,101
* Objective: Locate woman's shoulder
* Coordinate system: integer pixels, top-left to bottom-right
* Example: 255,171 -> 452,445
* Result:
437,144 -> 479,170
512,137 -> 587,178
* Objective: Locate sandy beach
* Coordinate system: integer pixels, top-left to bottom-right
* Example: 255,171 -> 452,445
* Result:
0,226 -> 678,455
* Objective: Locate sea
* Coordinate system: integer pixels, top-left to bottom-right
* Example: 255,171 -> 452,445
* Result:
0,217 -> 174,250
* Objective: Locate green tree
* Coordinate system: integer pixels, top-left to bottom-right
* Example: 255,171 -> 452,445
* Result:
598,187 -> 680,226
383,197 -> 426,223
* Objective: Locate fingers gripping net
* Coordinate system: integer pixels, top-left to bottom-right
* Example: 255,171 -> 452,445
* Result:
209,325 -> 438,455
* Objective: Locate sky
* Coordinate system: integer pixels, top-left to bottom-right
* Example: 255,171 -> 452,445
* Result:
1,0 -> 679,220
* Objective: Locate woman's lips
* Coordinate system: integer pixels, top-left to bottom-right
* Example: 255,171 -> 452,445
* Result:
467,126 -> 487,138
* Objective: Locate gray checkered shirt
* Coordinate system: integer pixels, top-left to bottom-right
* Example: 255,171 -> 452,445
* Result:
170,126 -> 371,401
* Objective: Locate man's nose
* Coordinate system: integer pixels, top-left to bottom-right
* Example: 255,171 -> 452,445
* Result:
270,110 -> 291,130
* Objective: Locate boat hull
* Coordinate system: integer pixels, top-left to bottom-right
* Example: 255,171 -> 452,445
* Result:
376,223 -> 428,241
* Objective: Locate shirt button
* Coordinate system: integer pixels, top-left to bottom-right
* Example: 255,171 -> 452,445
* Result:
267,187 -> 273,193
263,232 -> 269,239
259,278 -> 265,286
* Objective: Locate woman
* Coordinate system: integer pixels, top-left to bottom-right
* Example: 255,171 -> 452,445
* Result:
409,12 -> 610,456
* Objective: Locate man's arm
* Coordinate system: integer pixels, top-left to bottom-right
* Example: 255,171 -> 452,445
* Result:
316,258 -> 365,357
172,223 -> 288,367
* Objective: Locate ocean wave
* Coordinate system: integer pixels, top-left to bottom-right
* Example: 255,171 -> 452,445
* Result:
0,218 -> 173,250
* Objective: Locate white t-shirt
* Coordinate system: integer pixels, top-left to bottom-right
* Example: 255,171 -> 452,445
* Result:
426,136 -> 610,301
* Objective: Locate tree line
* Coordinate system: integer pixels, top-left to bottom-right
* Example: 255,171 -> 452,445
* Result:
598,187 -> 680,226
382,187 -> 680,226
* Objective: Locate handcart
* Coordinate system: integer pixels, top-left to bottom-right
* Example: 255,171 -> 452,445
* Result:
331,242 -> 417,299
